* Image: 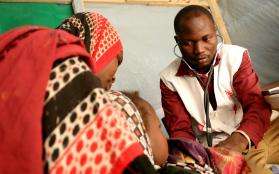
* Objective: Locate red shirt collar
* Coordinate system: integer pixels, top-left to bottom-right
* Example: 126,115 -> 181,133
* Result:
175,54 -> 221,77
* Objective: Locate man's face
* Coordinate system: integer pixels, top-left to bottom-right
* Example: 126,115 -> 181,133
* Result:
175,14 -> 217,71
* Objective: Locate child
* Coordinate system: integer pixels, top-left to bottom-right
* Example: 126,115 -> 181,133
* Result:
122,91 -> 169,166
122,92 -> 217,174
109,90 -> 215,173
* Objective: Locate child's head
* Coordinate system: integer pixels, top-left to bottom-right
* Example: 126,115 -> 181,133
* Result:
122,91 -> 168,166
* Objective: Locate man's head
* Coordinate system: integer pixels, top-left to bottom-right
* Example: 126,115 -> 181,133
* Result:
174,5 -> 217,72
123,91 -> 168,166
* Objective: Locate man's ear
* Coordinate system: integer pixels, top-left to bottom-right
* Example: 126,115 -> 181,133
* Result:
174,36 -> 181,46
174,35 -> 179,43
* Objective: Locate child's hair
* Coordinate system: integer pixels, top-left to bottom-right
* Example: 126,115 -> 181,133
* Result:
122,91 -> 150,130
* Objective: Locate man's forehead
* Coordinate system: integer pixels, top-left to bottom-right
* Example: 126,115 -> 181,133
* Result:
179,14 -> 215,34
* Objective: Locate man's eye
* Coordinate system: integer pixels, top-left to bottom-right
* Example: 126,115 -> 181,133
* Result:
185,41 -> 193,46
202,36 -> 211,42
180,40 -> 193,46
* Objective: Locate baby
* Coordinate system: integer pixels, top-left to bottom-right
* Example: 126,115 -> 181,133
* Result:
122,92 -> 216,174
122,91 -> 169,166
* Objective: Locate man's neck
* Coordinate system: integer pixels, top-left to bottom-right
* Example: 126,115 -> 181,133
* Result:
196,66 -> 211,74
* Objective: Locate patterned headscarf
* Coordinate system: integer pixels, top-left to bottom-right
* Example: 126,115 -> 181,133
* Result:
57,12 -> 123,74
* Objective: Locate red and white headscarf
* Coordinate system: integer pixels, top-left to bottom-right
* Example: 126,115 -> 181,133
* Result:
57,12 -> 123,74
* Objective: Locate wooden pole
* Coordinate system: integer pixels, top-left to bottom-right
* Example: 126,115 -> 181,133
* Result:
83,0 -> 231,42
207,0 -> 231,44
72,0 -> 85,13
84,0 -> 208,7
0,0 -> 71,4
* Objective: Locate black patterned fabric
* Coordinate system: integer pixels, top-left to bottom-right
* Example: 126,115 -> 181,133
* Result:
42,57 -> 156,174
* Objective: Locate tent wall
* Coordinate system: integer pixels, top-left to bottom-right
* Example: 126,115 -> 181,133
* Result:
219,0 -> 279,84
85,3 -> 178,120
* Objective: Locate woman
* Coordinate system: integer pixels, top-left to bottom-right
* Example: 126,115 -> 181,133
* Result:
0,26 -> 93,174
43,12 -> 157,173
57,11 -> 155,167
0,25 -> 155,174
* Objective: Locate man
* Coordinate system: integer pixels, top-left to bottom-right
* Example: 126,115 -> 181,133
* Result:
160,5 -> 278,173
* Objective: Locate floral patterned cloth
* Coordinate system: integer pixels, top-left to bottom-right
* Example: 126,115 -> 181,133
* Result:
208,147 -> 248,174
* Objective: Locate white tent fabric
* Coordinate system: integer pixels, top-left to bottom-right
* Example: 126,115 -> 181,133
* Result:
85,0 -> 279,123
219,0 -> 279,84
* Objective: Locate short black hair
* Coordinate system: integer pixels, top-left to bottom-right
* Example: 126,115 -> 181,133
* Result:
174,5 -> 215,34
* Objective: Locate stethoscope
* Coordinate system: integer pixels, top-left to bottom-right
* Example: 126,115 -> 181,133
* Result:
173,35 -> 224,147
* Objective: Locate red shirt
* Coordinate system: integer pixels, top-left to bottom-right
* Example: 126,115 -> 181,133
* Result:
160,51 -> 271,145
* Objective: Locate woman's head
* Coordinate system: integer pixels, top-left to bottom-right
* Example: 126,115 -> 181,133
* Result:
57,12 -> 123,90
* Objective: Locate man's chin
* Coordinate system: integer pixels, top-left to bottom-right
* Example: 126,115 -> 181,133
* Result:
187,61 -> 210,71
195,63 -> 212,72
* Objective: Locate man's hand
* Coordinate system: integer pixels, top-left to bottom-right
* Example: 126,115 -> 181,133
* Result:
216,132 -> 248,153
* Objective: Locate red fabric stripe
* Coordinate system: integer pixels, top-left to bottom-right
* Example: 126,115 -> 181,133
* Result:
93,40 -> 122,74
111,142 -> 144,174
